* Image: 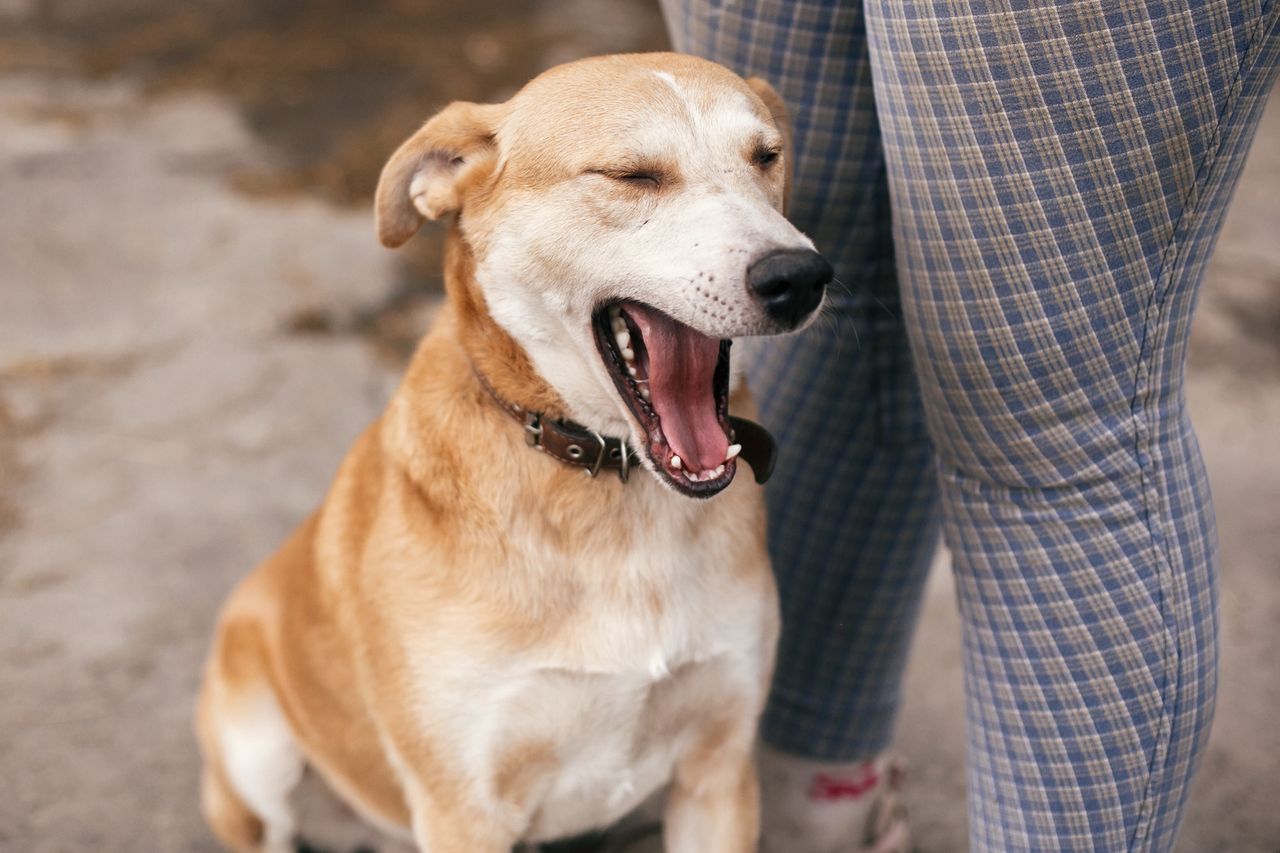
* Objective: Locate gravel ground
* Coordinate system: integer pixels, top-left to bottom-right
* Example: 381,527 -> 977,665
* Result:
1,3 -> 1276,850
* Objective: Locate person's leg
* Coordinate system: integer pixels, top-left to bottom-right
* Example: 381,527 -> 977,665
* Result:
662,1 -> 938,848
862,0 -> 1280,849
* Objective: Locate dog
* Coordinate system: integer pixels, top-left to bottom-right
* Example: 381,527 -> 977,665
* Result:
196,52 -> 832,853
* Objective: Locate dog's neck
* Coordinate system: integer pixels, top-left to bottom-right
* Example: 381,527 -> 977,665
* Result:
381,229 -> 692,544
383,227 -> 638,499
444,227 -> 573,424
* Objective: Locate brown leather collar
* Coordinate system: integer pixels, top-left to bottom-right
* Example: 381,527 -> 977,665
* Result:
472,367 -> 777,485
474,366 -> 641,481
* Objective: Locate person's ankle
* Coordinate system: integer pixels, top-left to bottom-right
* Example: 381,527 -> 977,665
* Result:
758,744 -> 909,853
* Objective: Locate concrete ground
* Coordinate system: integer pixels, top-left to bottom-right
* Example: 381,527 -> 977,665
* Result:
0,2 -> 1276,851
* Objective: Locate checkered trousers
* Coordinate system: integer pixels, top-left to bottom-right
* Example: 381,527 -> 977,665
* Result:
667,0 -> 943,767
662,1 -> 1280,851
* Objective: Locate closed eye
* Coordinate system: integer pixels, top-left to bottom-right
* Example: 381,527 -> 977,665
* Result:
588,169 -> 663,190
752,147 -> 781,168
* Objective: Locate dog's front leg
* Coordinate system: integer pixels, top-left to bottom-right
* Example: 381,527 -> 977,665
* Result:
663,720 -> 760,853
404,787 -> 516,853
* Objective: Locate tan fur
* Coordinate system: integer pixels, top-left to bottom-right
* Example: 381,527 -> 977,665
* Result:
376,101 -> 507,247
744,76 -> 793,213
494,739 -> 559,810
197,722 -> 264,851
197,53 -> 799,853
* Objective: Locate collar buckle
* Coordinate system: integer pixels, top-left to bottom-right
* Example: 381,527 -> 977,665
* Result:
616,441 -> 631,483
475,363 -> 649,483
583,430 -> 608,478
523,411 -> 543,449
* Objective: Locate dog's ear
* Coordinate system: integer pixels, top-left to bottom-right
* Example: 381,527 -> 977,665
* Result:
744,77 -> 793,214
375,101 -> 505,248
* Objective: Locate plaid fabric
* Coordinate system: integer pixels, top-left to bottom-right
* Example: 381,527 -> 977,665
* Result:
663,1 -> 1280,850
664,0 -> 943,762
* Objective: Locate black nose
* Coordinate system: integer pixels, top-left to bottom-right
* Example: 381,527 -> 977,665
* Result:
747,249 -> 834,327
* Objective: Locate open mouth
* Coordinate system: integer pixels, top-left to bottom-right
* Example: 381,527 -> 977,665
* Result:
592,302 -> 738,498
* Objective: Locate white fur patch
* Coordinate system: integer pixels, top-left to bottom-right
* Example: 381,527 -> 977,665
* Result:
654,70 -> 699,118
469,66 -> 814,455
218,690 -> 305,849
398,472 -> 773,843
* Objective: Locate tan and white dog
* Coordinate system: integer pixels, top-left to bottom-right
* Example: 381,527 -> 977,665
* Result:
196,52 -> 832,853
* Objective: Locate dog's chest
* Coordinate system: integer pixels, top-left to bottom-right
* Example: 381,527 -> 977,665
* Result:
447,544 -> 765,841
505,650 -> 742,843
404,486 -> 771,842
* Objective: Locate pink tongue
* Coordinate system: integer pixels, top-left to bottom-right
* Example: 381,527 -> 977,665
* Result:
624,306 -> 728,473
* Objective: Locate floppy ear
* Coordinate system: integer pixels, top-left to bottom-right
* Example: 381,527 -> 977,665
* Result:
375,101 -> 504,248
744,77 -> 793,214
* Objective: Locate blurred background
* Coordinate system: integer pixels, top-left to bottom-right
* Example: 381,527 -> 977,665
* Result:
0,1 -> 1276,850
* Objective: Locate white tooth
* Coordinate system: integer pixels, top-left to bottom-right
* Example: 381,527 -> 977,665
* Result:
627,365 -> 638,377
639,386 -> 651,401
670,455 -> 682,470
621,347 -> 635,362
615,330 -> 631,350
725,444 -> 741,461
611,318 -> 627,334
714,464 -> 725,477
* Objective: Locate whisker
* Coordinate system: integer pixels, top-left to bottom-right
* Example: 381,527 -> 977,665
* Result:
816,294 -> 859,353
831,275 -> 897,319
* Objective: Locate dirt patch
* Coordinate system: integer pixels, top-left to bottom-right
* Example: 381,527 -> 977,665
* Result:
0,350 -> 149,542
0,396 -> 25,539
0,0 -> 668,207
283,272 -> 443,365
0,350 -> 146,383
0,0 -> 666,349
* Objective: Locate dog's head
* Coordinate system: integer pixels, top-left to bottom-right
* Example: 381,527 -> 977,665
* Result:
376,53 -> 830,498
